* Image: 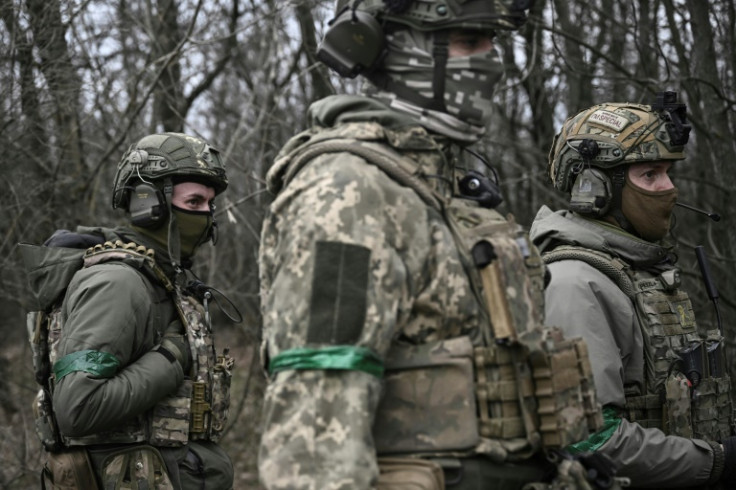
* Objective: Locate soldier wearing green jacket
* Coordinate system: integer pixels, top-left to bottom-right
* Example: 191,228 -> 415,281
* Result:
258,1 -> 612,489
22,133 -> 234,489
530,95 -> 736,488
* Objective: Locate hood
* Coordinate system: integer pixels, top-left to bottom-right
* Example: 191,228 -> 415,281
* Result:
20,226 -> 174,311
530,206 -> 672,268
308,94 -> 421,131
20,227 -> 111,311
267,94 -> 448,195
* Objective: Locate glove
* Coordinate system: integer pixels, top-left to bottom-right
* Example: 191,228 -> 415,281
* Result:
158,320 -> 192,374
719,437 -> 736,485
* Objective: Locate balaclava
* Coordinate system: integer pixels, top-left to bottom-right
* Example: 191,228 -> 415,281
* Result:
365,28 -> 504,144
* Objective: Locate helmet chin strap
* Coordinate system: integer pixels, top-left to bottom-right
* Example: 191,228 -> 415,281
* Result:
608,167 -> 635,234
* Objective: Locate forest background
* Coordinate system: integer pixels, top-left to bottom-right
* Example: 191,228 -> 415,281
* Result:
1,0 -> 734,488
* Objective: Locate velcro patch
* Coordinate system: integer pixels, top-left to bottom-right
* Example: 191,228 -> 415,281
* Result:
307,241 -> 370,345
587,110 -> 630,133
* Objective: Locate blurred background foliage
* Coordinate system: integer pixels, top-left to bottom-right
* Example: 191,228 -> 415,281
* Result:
0,0 -> 734,487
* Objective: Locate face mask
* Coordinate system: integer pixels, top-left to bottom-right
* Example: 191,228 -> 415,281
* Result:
444,49 -> 504,126
370,29 -> 504,137
173,206 -> 214,257
621,178 -> 678,242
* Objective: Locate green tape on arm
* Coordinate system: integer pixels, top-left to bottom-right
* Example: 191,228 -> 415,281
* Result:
54,349 -> 121,381
269,345 -> 384,378
566,406 -> 622,454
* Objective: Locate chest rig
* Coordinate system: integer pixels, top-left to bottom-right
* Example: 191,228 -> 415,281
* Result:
543,245 -> 734,442
29,240 -> 233,451
276,127 -> 603,462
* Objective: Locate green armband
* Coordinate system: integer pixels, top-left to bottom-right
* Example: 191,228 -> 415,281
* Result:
54,349 -> 121,381
269,345 -> 384,378
566,406 -> 622,454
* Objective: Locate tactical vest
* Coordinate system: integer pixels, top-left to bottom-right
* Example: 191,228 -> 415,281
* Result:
274,131 -> 604,462
28,240 -> 233,451
543,245 -> 734,442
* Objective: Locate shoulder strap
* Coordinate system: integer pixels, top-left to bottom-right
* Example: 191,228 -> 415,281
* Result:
284,138 -> 444,212
542,245 -> 636,299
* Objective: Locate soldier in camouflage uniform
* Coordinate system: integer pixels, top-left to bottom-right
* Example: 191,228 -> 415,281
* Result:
21,133 -> 234,489
530,95 -> 736,488
258,1 -> 612,489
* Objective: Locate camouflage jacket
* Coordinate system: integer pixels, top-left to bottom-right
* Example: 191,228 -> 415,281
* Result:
530,206 -> 724,488
259,96 -> 601,489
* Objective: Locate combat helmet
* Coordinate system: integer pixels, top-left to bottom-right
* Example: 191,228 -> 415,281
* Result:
317,0 -> 533,78
317,0 -> 533,136
112,132 -> 228,228
548,91 -> 690,216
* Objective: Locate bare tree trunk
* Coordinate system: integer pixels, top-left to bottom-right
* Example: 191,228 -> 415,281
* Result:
25,0 -> 84,183
153,0 -> 184,132
294,0 -> 334,102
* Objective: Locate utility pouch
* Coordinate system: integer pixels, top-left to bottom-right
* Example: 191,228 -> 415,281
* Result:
377,457 -> 445,490
374,336 -> 479,455
526,330 -> 603,447
41,447 -> 99,490
34,388 -> 62,452
663,371 -> 693,438
149,379 -> 193,447
101,445 -> 174,490
691,375 -> 733,441
693,336 -> 734,441
209,351 -> 234,442
27,311 -> 51,385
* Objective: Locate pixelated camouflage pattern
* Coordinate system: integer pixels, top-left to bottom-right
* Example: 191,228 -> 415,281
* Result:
261,118 -> 468,488
373,336 -> 480,454
376,29 -> 504,128
260,104 -> 601,488
101,446 -> 174,490
549,102 -> 687,193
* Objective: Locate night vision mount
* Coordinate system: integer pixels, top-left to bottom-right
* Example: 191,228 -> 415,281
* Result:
651,91 -> 691,147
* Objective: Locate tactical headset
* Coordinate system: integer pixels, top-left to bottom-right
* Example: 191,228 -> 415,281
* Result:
316,6 -> 385,78
316,0 -> 531,80
566,138 -> 617,217
128,182 -> 168,228
113,148 -> 170,228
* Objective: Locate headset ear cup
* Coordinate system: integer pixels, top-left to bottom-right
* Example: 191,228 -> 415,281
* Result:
128,183 -> 168,228
569,168 -> 612,217
316,9 -> 384,78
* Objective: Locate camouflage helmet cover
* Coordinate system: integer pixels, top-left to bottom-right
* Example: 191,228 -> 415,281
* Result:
351,0 -> 533,31
548,97 -> 689,194
112,132 -> 228,209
